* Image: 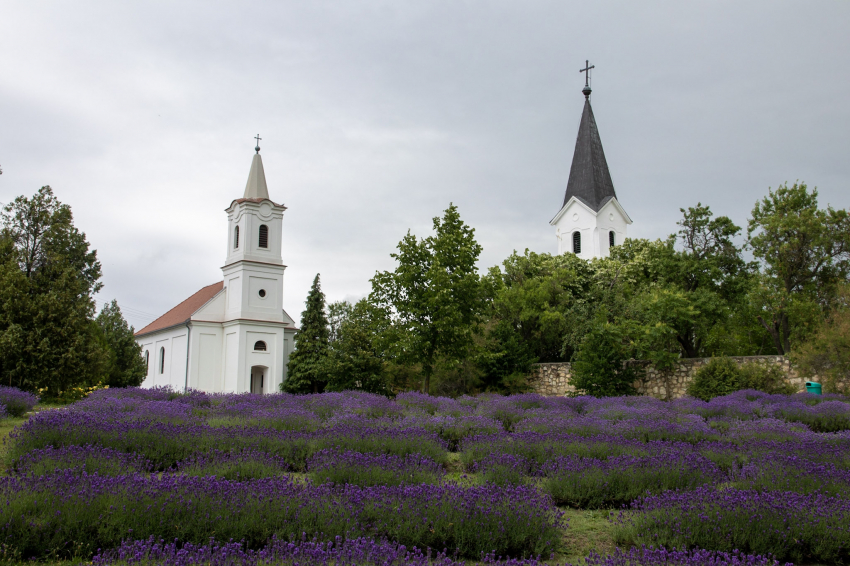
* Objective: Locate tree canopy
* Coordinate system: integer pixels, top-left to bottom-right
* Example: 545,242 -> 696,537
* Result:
370,204 -> 482,394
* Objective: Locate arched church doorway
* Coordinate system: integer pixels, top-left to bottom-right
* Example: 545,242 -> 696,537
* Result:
250,366 -> 267,394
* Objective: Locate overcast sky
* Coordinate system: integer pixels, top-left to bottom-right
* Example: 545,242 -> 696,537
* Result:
1,1 -> 849,329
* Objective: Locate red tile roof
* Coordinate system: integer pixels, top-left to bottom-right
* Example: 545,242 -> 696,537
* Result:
135,281 -> 224,337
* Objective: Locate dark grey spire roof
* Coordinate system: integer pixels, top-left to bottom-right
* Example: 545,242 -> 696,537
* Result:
562,98 -> 617,211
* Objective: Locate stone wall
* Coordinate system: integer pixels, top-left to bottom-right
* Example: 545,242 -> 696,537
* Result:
528,356 -> 806,399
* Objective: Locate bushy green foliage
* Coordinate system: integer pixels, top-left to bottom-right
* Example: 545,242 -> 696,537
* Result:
94,300 -> 146,388
570,318 -> 641,397
688,357 -> 794,400
282,274 -> 330,393
0,186 -> 105,395
371,204 -> 482,394
792,283 -> 850,394
747,182 -> 850,354
687,358 -> 742,401
324,300 -> 389,394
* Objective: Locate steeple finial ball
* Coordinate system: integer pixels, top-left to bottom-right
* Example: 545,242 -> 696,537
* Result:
582,84 -> 592,99
254,134 -> 262,154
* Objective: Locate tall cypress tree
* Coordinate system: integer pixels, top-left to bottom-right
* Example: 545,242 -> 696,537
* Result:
282,274 -> 330,393
94,300 -> 147,388
0,186 -> 106,394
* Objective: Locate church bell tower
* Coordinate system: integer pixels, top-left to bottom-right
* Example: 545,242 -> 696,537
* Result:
222,138 -> 288,323
550,62 -> 632,259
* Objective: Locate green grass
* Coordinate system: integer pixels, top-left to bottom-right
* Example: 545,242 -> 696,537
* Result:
0,418 -> 27,473
559,508 -> 618,563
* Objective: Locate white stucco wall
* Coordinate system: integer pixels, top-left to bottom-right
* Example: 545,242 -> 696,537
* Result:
552,197 -> 631,259
138,325 -> 190,390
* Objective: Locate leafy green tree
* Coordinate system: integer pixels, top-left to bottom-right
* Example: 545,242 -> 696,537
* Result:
747,182 -> 850,354
0,186 -> 106,394
371,204 -> 483,394
282,274 -> 330,393
792,283 -> 850,393
663,204 -> 751,357
570,312 -> 641,397
484,250 -> 593,362
94,300 -> 147,388
324,300 -> 388,394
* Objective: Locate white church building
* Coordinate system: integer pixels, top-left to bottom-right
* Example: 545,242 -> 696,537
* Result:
135,145 -> 298,393
551,76 -> 632,259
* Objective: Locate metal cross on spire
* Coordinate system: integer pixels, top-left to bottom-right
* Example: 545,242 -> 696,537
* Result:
254,134 -> 262,153
580,60 -> 594,86
579,60 -> 594,99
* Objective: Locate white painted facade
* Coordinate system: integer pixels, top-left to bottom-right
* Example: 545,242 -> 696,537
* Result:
135,151 -> 298,393
550,196 -> 632,260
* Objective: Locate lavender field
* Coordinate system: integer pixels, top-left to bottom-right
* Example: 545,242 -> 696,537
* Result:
4,388 -> 850,565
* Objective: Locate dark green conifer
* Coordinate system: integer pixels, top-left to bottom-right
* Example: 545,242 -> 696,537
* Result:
95,300 -> 147,388
282,274 -> 330,393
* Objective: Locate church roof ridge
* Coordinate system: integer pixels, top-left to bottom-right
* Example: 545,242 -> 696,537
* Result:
562,96 -> 618,212
134,281 -> 224,337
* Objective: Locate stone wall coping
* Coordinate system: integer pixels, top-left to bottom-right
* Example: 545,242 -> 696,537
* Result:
533,355 -> 787,368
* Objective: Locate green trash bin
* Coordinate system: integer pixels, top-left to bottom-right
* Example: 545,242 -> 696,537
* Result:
805,381 -> 822,395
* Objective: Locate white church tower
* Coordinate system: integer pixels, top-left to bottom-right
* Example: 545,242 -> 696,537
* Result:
550,62 -> 632,259
135,138 -> 298,393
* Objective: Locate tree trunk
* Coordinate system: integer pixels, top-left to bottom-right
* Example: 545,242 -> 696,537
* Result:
757,315 -> 785,355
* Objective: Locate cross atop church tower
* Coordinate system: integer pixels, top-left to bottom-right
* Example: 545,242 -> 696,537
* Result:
254,134 -> 262,154
580,60 -> 594,99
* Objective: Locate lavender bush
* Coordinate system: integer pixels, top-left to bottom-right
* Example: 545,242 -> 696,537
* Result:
616,486 -> 850,563
0,472 -> 564,560
11,444 -> 152,476
93,535 -> 467,566
307,449 -> 443,486
541,453 -> 724,508
175,449 -> 290,480
571,546 -> 788,566
0,385 -> 39,417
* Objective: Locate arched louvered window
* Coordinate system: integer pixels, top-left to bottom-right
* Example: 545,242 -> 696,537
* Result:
254,341 -> 267,351
258,225 -> 269,248
572,231 -> 581,254
144,350 -> 150,372
234,226 -> 240,249
159,347 -> 165,374
609,230 -> 615,248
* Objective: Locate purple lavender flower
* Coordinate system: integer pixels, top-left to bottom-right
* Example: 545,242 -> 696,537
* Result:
0,385 -> 38,418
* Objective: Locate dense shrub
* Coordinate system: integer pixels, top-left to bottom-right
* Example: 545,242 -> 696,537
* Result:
616,487 -> 850,563
687,358 -> 742,400
0,386 -> 38,417
307,449 -> 443,486
0,473 -> 564,560
688,358 -> 794,400
542,453 -> 723,508
93,536 -> 469,566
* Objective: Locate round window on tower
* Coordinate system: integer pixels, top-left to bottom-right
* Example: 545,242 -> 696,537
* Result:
258,289 -> 266,298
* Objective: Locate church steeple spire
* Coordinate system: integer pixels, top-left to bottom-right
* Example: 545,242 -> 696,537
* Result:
549,63 -> 631,259
562,68 -> 616,212
243,139 -> 270,199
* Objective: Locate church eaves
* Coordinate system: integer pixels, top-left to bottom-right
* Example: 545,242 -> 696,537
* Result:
243,153 -> 270,200
562,94 -> 617,212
